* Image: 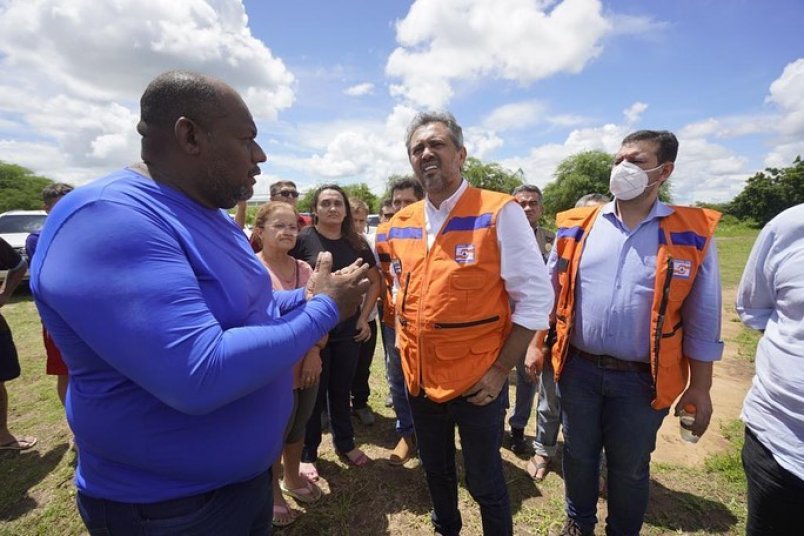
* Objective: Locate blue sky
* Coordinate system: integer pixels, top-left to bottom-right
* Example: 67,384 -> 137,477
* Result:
1,0 -> 802,203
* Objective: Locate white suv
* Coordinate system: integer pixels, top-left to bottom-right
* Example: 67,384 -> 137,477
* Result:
0,209 -> 47,281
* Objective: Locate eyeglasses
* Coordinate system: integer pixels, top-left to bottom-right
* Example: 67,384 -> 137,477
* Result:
276,190 -> 299,199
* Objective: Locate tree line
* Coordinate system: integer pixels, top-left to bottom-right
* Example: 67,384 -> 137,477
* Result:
2,154 -> 801,226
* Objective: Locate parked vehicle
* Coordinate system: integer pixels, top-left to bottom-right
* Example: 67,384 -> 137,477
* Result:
0,209 -> 47,281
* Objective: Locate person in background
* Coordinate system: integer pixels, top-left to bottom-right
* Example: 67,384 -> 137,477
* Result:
30,70 -> 369,534
348,197 -> 379,426
387,111 -> 553,535
252,201 -> 325,528
292,184 -> 381,480
527,192 -> 609,483
505,184 -> 554,457
737,203 -> 804,536
376,197 -> 396,409
235,180 -> 310,252
379,198 -> 395,224
26,183 -> 74,411
526,130 -> 722,536
375,177 -> 424,466
0,238 -> 35,451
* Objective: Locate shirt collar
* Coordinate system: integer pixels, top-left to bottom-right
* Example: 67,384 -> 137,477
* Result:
425,178 -> 468,214
602,199 -> 674,224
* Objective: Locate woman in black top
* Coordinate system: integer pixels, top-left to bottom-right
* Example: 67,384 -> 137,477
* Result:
291,185 -> 381,479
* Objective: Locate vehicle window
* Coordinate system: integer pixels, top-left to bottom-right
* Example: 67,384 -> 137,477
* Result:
0,215 -> 47,233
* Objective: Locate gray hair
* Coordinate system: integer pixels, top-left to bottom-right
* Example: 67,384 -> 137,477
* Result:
512,184 -> 542,198
575,193 -> 610,208
405,111 -> 463,153
42,182 -> 74,204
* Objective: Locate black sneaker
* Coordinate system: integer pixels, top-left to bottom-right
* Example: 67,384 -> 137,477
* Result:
509,429 -> 534,456
555,518 -> 593,536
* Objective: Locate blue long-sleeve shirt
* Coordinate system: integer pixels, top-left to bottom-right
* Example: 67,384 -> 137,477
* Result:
547,200 -> 723,362
30,169 -> 339,502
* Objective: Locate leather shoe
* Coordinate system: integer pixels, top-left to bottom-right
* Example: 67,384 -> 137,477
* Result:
389,435 -> 416,466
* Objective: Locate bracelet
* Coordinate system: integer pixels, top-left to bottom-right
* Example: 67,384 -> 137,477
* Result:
492,361 -> 509,375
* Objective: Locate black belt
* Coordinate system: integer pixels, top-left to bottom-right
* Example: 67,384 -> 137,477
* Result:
570,346 -> 651,373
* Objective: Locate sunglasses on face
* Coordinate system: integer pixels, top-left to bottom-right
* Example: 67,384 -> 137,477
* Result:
276,190 -> 299,199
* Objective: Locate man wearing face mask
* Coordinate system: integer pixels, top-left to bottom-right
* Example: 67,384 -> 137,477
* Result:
525,130 -> 723,536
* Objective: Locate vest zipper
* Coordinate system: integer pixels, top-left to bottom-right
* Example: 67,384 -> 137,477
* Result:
434,315 -> 500,329
653,256 -> 674,394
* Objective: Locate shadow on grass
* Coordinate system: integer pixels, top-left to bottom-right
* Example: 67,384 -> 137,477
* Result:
645,478 -> 739,533
0,441 -> 69,521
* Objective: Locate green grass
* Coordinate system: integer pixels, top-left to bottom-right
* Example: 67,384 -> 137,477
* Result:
0,222 -> 762,534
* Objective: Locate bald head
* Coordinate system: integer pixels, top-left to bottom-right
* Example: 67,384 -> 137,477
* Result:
137,71 -> 228,136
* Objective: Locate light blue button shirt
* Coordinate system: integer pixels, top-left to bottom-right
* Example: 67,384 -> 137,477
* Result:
738,203 -> 804,481
548,200 -> 724,363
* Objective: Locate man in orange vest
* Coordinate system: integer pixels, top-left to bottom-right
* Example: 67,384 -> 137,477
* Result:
525,130 -> 723,536
376,178 -> 425,466
386,111 -> 553,536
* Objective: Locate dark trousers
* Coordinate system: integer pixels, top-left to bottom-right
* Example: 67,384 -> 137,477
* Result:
303,338 -> 361,461
409,392 -> 512,536
351,319 -> 378,409
77,469 -> 272,536
743,426 -> 804,536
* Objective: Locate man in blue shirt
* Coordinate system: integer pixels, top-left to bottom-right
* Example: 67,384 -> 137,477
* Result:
527,130 -> 723,536
30,71 -> 369,535
737,203 -> 804,535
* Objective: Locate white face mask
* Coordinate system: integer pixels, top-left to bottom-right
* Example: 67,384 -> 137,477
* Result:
609,161 -> 664,201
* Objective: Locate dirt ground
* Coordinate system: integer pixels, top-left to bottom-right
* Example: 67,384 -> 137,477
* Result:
653,288 -> 753,466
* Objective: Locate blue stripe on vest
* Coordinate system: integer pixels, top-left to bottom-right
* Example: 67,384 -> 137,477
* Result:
441,213 -> 493,234
670,231 -> 707,251
388,227 -> 423,240
376,233 -> 388,243
556,226 -> 584,241
658,228 -> 667,245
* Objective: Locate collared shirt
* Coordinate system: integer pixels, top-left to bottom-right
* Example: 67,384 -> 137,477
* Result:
737,203 -> 804,481
424,179 -> 553,331
547,199 -> 723,362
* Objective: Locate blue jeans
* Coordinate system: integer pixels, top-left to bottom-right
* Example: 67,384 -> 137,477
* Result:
303,338 -> 360,461
408,393 -> 512,536
382,324 -> 414,437
77,469 -> 272,535
508,353 -> 537,430
558,354 -> 668,536
533,355 -> 561,457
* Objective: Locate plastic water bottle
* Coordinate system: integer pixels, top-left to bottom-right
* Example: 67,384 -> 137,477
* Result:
679,404 -> 700,444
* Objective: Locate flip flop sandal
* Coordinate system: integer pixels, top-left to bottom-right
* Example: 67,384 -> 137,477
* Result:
0,436 -> 37,451
338,449 -> 369,467
280,480 -> 322,504
527,456 -> 550,482
272,504 -> 299,527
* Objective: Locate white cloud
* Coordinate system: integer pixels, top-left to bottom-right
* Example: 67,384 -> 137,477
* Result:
623,101 -> 648,125
763,58 -> 804,166
344,83 -> 375,97
483,101 -> 547,131
303,106 -> 418,191
386,0 -> 614,108
0,0 -> 295,183
499,105 -> 751,203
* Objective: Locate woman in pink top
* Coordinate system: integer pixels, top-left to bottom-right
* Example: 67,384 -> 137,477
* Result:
253,202 -> 324,528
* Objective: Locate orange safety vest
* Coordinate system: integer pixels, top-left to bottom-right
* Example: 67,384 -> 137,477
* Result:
551,205 -> 720,409
374,221 -> 395,329
386,186 -> 513,402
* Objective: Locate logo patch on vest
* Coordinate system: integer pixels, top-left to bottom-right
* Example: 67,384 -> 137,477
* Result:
392,259 -> 402,275
455,243 -> 476,264
672,259 -> 692,279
